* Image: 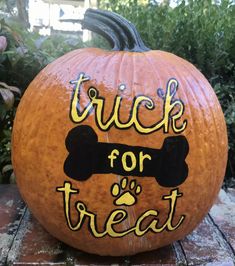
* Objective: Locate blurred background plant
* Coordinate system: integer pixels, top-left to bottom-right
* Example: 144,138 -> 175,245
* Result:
0,0 -> 234,186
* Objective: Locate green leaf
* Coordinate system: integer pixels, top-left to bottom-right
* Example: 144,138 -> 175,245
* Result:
0,88 -> 14,109
2,164 -> 13,173
0,82 -> 21,94
10,171 -> 16,184
0,104 -> 7,120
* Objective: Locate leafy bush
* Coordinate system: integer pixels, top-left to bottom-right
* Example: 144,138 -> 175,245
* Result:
0,81 -> 20,183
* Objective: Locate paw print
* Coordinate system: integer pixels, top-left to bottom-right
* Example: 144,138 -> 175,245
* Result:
111,177 -> 142,206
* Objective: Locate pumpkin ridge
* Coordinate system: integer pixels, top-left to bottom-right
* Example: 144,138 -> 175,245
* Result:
161,56 -> 201,195
144,51 -> 180,133
48,49 -> 92,82
103,52 -> 126,125
154,52 -> 195,135
156,54 -> 205,194
88,51 -> 117,146
180,58 -> 227,181
157,54 -> 196,133
171,55 -> 225,210
139,53 -> 155,155
114,51 -> 130,125
143,51 -> 163,93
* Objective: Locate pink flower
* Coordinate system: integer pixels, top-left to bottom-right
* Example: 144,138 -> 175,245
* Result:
0,36 -> 7,52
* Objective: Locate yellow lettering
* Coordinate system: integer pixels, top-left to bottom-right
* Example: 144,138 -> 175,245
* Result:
56,182 -> 82,230
162,188 -> 185,231
108,149 -> 119,168
56,183 -> 185,239
70,76 -> 187,134
106,210 -> 134,237
162,79 -> 187,133
70,73 -> 91,123
135,210 -> 159,236
122,152 -> 136,172
139,152 -> 151,172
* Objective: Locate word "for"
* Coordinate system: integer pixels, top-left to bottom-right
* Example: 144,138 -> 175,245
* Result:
108,149 -> 151,172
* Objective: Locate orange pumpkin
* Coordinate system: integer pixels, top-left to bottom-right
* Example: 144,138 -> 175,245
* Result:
12,9 -> 228,256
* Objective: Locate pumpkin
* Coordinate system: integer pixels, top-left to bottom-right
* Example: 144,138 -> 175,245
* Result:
12,9 -> 228,256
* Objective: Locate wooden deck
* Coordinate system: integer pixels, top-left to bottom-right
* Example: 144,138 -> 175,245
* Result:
0,185 -> 235,265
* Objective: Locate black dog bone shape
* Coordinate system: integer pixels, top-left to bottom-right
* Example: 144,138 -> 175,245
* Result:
64,125 -> 189,187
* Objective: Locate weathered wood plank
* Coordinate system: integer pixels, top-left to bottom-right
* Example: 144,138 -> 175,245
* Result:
0,185 -> 26,265
209,189 -> 235,254
130,245 -> 178,265
66,247 -> 127,266
172,241 -> 187,265
6,207 -> 125,265
180,214 -> 234,265
7,209 -> 66,265
227,188 -> 235,203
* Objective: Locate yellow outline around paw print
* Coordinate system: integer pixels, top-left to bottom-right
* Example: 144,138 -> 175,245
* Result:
111,177 -> 142,206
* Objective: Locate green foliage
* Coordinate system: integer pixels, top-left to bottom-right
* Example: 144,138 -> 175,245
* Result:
0,18 -> 83,90
0,81 -> 20,183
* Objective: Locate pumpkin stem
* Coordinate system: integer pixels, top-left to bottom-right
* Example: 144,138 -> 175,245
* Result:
80,9 -> 150,52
